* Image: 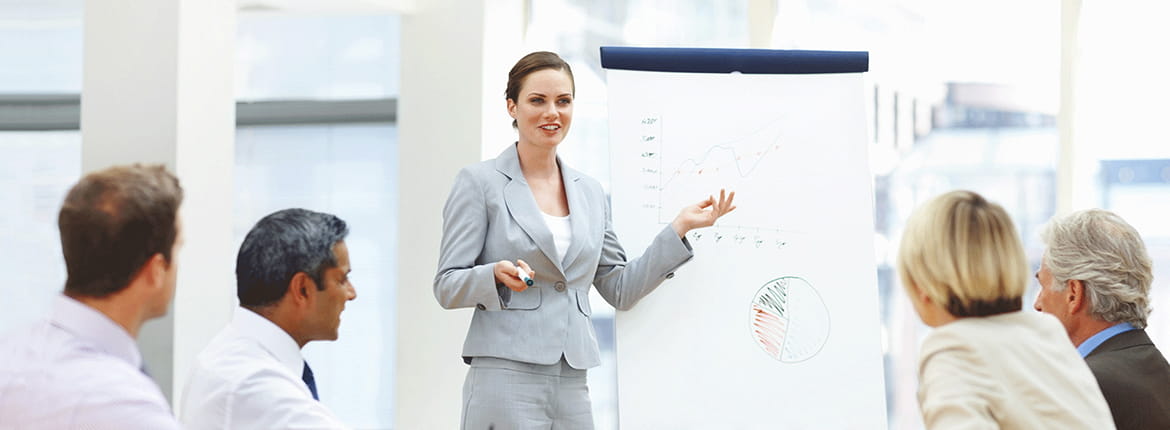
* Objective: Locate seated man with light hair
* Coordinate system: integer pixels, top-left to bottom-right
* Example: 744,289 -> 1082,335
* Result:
1035,208 -> 1170,430
0,164 -> 184,428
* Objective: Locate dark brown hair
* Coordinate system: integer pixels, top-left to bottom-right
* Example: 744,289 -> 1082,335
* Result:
59,164 -> 183,298
505,51 -> 575,128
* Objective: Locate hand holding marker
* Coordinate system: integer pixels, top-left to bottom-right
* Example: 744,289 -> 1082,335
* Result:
517,264 -> 534,286
492,259 -> 535,292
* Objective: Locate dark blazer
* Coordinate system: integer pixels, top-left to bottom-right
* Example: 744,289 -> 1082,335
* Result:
434,144 -> 693,369
1085,328 -> 1170,430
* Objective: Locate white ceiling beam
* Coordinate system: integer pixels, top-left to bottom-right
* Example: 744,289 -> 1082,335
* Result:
237,0 -> 415,14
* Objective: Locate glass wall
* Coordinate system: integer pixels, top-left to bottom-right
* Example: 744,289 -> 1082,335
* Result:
0,131 -> 80,329
0,1 -> 83,94
0,1 -> 84,331
0,7 -> 401,427
234,123 -> 398,426
234,13 -> 401,427
1075,0 -> 1170,363
236,14 -> 400,100
798,2 -> 1060,429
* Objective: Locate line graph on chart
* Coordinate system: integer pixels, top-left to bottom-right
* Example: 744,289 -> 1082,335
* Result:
658,127 -> 784,192
632,113 -> 817,248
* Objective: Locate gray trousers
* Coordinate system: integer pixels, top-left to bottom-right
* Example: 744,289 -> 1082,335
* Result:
461,357 -> 594,430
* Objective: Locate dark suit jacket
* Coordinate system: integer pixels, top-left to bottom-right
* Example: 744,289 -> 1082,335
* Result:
1085,328 -> 1170,430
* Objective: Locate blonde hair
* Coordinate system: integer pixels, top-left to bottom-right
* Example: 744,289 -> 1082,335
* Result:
897,190 -> 1028,317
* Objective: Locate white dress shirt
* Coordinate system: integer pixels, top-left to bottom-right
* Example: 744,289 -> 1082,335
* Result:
0,295 -> 179,430
180,307 -> 346,429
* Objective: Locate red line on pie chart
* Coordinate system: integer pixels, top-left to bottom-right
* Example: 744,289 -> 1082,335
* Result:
750,276 -> 830,362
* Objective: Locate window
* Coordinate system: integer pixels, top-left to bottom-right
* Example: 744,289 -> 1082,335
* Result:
0,0 -> 84,332
0,8 -> 402,427
1075,0 -> 1170,358
233,14 -> 401,426
234,123 -> 398,426
0,131 -> 80,329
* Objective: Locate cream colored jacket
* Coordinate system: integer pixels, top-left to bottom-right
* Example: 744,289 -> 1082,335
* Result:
918,311 -> 1116,430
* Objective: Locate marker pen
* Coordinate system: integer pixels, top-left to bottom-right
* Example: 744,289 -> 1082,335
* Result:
516,266 -> 534,286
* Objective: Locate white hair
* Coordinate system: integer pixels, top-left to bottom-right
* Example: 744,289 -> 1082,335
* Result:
1041,209 -> 1153,328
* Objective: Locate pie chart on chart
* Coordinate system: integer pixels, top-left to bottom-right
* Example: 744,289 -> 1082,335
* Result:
750,276 -> 830,362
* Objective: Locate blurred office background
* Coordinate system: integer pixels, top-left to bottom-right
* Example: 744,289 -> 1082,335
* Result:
1,0 -> 1167,428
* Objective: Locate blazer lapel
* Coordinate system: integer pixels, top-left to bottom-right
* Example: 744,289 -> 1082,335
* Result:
497,144 -> 565,276
561,164 -> 589,271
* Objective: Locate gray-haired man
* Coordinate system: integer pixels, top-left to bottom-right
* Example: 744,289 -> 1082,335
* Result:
1034,209 -> 1170,430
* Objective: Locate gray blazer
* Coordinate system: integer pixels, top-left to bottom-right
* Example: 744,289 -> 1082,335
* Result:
435,144 -> 693,369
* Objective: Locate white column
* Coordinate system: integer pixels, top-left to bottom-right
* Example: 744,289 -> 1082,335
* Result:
1057,0 -> 1081,214
397,0 -> 523,428
748,0 -> 777,48
480,0 -> 527,159
82,0 -> 236,407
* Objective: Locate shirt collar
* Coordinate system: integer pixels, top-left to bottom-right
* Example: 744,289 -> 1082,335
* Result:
49,294 -> 143,369
230,307 -> 305,376
1077,321 -> 1136,357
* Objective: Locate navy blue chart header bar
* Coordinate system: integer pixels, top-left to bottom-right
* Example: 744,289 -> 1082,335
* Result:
599,47 -> 869,74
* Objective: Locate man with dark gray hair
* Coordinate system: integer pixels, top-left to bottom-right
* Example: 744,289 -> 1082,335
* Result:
1034,208 -> 1170,430
181,208 -> 355,429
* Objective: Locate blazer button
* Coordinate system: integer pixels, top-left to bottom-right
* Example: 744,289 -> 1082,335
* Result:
554,281 -> 566,292
665,273 -> 675,279
476,303 -> 486,310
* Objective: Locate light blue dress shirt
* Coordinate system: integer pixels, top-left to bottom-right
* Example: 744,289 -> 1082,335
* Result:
1076,322 -> 1137,357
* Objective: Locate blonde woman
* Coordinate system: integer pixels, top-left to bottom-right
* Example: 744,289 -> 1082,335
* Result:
897,190 -> 1115,429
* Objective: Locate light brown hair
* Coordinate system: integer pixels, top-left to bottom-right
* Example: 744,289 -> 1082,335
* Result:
59,164 -> 183,298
